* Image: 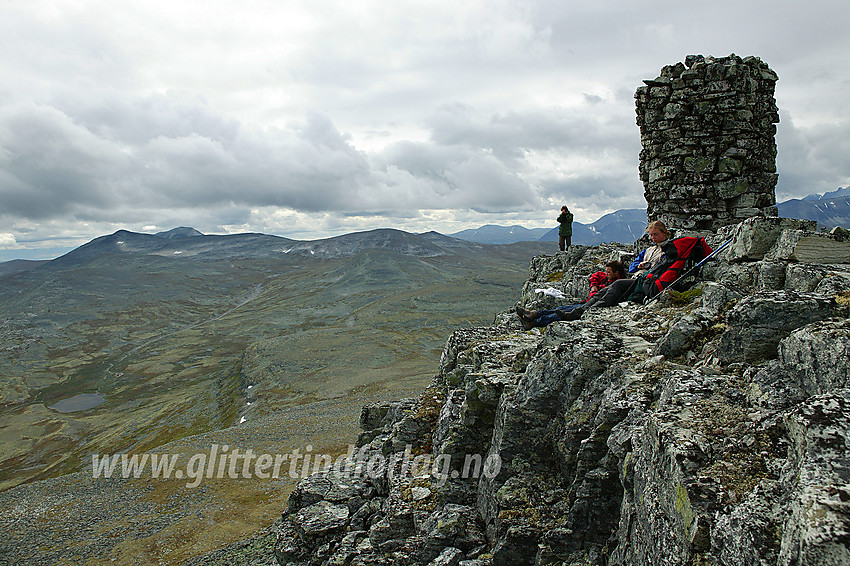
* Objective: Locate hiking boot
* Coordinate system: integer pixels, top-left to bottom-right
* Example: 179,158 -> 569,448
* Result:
515,306 -> 538,319
515,308 -> 536,331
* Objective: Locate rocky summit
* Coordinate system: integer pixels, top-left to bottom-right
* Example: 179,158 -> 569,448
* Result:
272,216 -> 850,565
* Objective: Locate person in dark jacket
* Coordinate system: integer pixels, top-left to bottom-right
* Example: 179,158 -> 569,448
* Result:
557,205 -> 573,251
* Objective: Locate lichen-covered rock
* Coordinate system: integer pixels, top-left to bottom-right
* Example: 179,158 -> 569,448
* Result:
774,319 -> 850,396
696,281 -> 745,318
274,214 -> 850,566
428,546 -> 463,566
784,262 -> 832,293
286,472 -> 371,514
780,390 -> 850,565
747,318 -> 850,410
712,479 -> 786,565
765,229 -> 850,263
653,312 -> 709,359
717,291 -> 840,364
419,504 -> 486,561
726,216 -> 817,262
296,501 -> 350,538
815,273 -> 850,296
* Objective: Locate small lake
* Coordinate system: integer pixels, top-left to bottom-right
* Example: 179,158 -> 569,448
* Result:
48,393 -> 106,413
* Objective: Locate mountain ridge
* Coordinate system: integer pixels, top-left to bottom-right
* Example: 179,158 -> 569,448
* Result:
0,228 -> 499,279
154,226 -> 205,239
4,187 -> 849,266
446,191 -> 850,245
776,195 -> 850,230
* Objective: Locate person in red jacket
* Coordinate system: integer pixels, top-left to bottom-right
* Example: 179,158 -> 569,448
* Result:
517,261 -> 626,329
588,260 -> 626,298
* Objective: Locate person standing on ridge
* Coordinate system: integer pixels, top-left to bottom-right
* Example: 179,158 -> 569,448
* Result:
557,205 -> 573,251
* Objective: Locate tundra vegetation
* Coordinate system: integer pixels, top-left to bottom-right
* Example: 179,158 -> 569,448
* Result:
0,228 -> 549,565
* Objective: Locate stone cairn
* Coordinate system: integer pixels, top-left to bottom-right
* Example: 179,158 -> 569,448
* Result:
635,54 -> 780,231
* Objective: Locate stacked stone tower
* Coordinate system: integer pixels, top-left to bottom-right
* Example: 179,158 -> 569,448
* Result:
635,54 -> 780,231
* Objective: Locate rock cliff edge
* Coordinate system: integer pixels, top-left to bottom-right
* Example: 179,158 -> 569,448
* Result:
273,216 -> 850,565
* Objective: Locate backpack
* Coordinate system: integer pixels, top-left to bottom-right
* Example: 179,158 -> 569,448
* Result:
641,237 -> 713,300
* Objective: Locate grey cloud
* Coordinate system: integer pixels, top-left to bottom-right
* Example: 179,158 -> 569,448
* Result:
374,140 -> 536,211
57,91 -> 241,147
775,111 -> 850,198
2,0 -> 849,261
416,103 -> 644,212
0,104 -> 127,218
540,171 -> 645,214
1,8 -> 134,93
614,88 -> 637,104
133,118 -> 374,212
0,98 -> 379,218
426,103 -> 636,159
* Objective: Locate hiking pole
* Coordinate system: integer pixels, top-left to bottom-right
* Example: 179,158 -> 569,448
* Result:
646,237 -> 734,306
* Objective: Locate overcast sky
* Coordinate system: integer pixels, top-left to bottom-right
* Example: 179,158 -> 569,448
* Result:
1,0 -> 848,260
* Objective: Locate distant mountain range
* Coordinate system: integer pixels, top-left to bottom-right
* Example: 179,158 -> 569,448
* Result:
539,208 -> 649,245
2,189 -> 849,269
448,208 -> 648,246
449,188 -> 850,245
800,187 -> 850,201
450,208 -> 651,246
777,187 -> 850,230
1,227 -> 484,278
0,226 -> 548,488
449,225 -> 550,245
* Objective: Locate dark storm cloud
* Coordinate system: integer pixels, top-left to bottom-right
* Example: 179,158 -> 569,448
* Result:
2,88 -> 552,223
0,103 -> 127,218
